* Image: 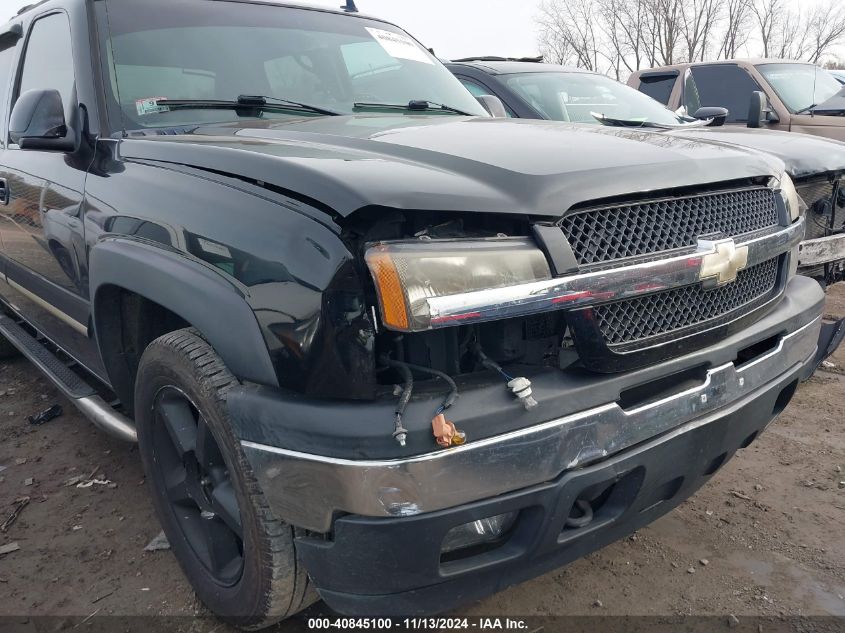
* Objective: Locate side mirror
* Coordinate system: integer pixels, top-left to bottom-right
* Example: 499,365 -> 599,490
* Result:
9,89 -> 75,151
746,91 -> 779,128
693,106 -> 728,127
476,95 -> 508,118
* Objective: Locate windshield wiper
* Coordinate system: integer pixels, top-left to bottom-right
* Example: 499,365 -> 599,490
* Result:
154,95 -> 340,117
590,112 -> 708,129
353,100 -> 473,116
794,103 -> 817,115
240,95 -> 341,117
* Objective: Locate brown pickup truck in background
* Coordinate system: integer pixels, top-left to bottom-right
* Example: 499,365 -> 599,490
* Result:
628,60 -> 845,142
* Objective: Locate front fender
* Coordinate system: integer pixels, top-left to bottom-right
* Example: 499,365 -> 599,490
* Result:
89,237 -> 279,395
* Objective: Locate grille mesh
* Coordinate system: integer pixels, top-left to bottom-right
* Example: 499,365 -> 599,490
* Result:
560,188 -> 779,266
593,258 -> 780,348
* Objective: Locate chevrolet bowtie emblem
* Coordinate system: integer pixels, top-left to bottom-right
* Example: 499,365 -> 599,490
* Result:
698,238 -> 749,287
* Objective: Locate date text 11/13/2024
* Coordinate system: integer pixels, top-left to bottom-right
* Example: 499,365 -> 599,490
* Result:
306,618 -> 530,630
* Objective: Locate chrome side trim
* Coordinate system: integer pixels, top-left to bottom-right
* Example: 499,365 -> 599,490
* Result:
423,218 -> 804,329
242,315 -> 820,533
6,278 -> 88,336
75,396 -> 138,443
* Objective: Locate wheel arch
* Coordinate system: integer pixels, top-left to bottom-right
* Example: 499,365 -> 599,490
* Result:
89,237 -> 278,408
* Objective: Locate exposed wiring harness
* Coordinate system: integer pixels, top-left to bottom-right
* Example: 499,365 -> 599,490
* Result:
471,340 -> 514,381
381,356 -> 460,446
471,340 -> 539,410
402,361 -> 459,415
380,357 -> 412,446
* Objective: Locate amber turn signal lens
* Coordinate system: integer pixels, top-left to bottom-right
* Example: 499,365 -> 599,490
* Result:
365,247 -> 410,330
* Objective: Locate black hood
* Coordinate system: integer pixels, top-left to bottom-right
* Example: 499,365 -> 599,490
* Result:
119,115 -> 784,218
663,126 -> 845,180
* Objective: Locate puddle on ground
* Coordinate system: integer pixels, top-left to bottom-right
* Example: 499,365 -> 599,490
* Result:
729,552 -> 845,615
730,554 -> 774,584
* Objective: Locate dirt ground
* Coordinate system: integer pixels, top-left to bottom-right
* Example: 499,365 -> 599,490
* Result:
1,285 -> 844,631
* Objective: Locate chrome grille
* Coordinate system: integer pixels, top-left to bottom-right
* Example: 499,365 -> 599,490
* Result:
593,258 -> 780,348
560,187 -> 779,266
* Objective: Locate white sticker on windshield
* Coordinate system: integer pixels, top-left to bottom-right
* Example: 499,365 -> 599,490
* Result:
197,238 -> 232,258
136,97 -> 169,116
365,27 -> 433,65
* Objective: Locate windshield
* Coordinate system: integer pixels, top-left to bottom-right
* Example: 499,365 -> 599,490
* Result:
756,63 -> 842,113
504,72 -> 689,125
99,0 -> 487,131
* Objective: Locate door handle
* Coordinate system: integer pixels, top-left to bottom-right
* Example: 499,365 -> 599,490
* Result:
0,179 -> 8,205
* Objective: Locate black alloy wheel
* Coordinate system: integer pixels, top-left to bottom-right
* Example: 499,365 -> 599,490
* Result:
152,385 -> 244,586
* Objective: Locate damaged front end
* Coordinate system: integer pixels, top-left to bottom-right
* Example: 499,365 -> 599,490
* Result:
342,177 -> 808,448
230,173 -> 830,539
794,173 -> 845,371
796,173 -> 845,283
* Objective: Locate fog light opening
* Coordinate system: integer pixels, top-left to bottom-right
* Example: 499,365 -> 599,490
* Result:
440,511 -> 518,562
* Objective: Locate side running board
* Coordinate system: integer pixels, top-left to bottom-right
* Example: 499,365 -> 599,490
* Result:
0,314 -> 137,442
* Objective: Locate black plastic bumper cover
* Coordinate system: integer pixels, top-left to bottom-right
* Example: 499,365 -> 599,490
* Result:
296,357 -> 810,616
812,316 -> 845,371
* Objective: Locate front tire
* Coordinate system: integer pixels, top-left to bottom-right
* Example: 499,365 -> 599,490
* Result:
134,329 -> 317,629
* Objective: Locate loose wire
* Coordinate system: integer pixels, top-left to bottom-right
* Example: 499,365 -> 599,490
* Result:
380,356 -> 412,445
399,361 -> 459,414
471,340 -> 514,381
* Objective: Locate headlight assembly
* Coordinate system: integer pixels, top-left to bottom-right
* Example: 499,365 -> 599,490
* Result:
773,172 -> 804,222
365,238 -> 551,332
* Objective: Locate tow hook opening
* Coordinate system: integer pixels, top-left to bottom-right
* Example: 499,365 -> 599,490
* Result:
559,468 -> 644,543
565,499 -> 594,529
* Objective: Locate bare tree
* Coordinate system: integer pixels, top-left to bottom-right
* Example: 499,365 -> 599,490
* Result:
644,0 -> 685,66
751,0 -> 781,57
803,1 -> 845,64
598,0 -> 651,77
772,7 -> 811,60
537,0 -> 602,70
717,0 -> 753,59
753,0 -> 845,62
680,0 -> 722,62
537,12 -> 577,65
535,0 -> 845,79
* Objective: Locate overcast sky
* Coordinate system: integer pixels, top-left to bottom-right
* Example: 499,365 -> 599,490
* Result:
315,0 -> 542,60
4,0 -> 841,63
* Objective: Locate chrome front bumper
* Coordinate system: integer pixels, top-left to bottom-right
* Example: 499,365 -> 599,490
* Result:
241,314 -> 820,533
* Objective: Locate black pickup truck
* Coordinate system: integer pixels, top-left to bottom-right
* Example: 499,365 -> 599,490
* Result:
0,0 -> 830,628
